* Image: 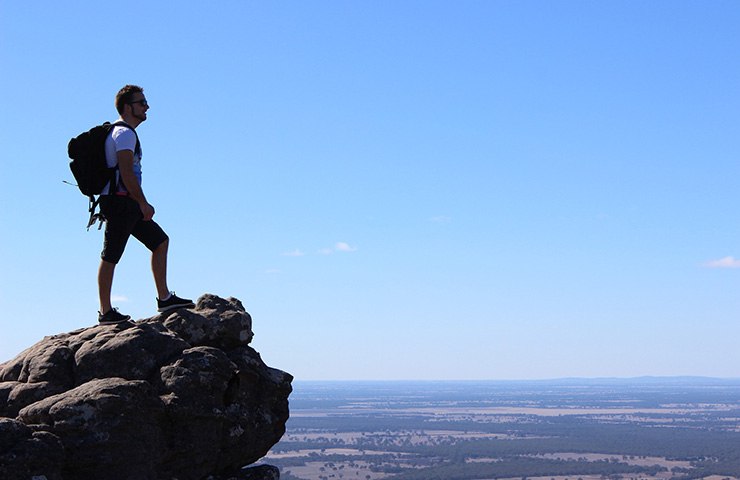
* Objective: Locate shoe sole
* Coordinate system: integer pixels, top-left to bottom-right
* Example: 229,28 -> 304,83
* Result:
98,318 -> 132,325
157,302 -> 195,313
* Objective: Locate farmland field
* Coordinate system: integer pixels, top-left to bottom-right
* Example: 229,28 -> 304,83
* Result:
260,378 -> 740,480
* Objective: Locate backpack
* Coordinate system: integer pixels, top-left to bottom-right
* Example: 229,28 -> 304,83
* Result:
67,121 -> 138,229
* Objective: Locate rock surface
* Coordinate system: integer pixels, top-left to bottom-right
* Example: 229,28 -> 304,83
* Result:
0,294 -> 291,480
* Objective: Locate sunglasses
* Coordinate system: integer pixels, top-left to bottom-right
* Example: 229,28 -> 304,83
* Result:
129,99 -> 149,107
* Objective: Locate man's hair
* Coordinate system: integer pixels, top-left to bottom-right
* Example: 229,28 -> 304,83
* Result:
115,85 -> 144,114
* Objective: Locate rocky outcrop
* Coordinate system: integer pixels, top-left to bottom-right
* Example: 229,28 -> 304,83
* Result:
0,294 -> 292,480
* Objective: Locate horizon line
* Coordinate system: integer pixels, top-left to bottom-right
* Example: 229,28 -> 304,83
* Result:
293,375 -> 740,383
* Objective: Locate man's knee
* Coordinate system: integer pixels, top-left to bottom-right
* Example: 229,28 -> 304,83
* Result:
154,237 -> 169,253
99,259 -> 115,271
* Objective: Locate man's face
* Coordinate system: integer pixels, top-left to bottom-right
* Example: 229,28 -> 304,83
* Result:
128,93 -> 149,122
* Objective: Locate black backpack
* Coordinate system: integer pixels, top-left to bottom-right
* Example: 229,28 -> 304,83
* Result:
67,121 -> 138,229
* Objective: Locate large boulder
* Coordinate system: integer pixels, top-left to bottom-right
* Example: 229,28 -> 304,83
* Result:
0,294 -> 292,480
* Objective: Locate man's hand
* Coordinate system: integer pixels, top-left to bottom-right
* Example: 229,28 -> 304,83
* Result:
139,202 -> 155,221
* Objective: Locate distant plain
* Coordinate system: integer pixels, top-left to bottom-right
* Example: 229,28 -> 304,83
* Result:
264,379 -> 740,480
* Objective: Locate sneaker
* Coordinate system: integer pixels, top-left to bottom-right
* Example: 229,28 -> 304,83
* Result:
157,291 -> 195,312
98,308 -> 131,325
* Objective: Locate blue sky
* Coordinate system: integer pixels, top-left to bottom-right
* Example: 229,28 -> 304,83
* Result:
1,1 -> 739,380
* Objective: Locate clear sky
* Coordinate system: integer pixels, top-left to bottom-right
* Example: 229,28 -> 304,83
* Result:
1,1 -> 739,380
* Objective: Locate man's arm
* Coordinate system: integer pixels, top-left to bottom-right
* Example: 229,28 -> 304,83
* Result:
117,150 -> 155,221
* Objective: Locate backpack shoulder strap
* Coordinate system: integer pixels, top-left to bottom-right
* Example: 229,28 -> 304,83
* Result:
111,121 -> 141,156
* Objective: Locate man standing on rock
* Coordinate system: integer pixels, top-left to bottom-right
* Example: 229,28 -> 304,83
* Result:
97,85 -> 193,325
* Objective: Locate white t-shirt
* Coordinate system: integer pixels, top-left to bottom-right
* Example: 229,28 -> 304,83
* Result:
102,124 -> 142,194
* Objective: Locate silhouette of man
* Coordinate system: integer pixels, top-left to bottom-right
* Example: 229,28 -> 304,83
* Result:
97,84 -> 193,324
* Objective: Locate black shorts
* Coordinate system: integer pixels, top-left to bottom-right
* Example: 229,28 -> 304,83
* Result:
100,195 -> 169,264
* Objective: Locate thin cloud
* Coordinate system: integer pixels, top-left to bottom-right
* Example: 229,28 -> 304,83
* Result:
335,242 -> 357,252
702,256 -> 740,269
317,242 -> 357,255
111,294 -> 129,302
282,249 -> 305,257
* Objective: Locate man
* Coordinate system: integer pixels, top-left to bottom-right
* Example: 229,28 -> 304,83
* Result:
97,85 -> 193,325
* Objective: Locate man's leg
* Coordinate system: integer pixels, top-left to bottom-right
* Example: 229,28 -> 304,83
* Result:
135,221 -> 193,311
152,238 -> 170,300
98,196 -> 133,321
98,260 -> 116,314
